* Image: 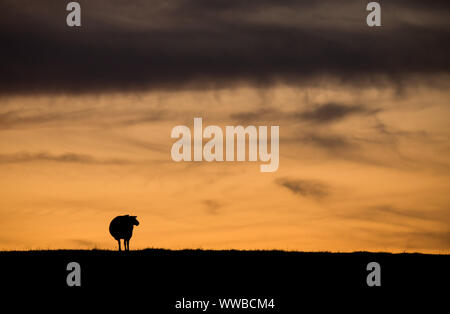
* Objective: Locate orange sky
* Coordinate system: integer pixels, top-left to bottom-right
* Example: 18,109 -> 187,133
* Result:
1,0 -> 449,253
1,81 -> 449,253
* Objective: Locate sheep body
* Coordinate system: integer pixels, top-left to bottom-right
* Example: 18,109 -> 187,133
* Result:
109,215 -> 139,251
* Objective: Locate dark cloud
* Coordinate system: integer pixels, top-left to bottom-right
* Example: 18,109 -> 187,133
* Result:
276,178 -> 329,199
297,103 -> 379,123
295,133 -> 357,150
0,152 -> 130,164
373,120 -> 429,142
230,103 -> 378,124
0,0 -> 449,94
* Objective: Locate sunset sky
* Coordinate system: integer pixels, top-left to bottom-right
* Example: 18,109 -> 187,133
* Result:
0,0 -> 449,253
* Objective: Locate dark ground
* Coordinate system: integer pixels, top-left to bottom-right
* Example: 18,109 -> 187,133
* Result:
0,249 -> 448,312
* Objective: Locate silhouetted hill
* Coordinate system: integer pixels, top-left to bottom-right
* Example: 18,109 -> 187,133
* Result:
0,249 -> 447,312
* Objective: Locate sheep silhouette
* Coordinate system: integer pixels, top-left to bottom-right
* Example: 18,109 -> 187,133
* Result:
109,215 -> 140,251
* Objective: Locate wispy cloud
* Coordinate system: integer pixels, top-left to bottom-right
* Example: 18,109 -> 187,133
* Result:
0,152 -> 130,165
69,239 -> 99,248
118,109 -> 168,126
230,102 -> 379,124
296,103 -> 379,124
276,178 -> 330,199
294,133 -> 357,150
202,199 -> 223,215
229,108 -> 281,123
0,109 -> 93,129
339,204 -> 450,225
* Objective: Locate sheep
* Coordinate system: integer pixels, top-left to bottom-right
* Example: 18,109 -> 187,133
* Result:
109,215 -> 140,251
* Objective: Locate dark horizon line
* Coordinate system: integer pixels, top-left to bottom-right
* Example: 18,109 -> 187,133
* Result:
0,248 -> 448,256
